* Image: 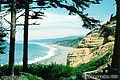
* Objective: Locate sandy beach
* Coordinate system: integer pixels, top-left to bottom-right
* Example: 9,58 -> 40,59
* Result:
0,44 -> 75,66
36,45 -> 75,65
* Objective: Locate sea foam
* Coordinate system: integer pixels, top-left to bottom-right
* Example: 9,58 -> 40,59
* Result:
28,42 -> 57,64
0,42 -> 57,66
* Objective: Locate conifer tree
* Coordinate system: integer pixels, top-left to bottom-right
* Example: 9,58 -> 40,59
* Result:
0,1 -> 7,54
22,0 -> 102,72
8,0 -> 16,76
111,0 -> 120,77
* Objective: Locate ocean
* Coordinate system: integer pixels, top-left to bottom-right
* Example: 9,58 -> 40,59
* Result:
0,42 -> 57,65
0,36 -> 82,65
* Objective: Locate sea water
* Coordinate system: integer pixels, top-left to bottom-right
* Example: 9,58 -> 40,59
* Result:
0,42 -> 57,65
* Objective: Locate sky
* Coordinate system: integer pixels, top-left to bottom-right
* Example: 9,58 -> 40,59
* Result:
2,0 -> 116,41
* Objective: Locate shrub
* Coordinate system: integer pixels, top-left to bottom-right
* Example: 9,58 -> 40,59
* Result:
77,52 -> 112,72
20,72 -> 43,80
0,52 -> 112,80
27,63 -> 78,80
0,63 -> 78,80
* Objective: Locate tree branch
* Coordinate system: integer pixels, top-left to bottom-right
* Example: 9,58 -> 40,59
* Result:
16,12 -> 25,20
3,18 -> 11,25
16,23 -> 41,26
30,6 -> 51,9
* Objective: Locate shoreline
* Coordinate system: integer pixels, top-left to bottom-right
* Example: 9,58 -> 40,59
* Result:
27,42 -> 57,64
35,44 -> 75,65
0,43 -> 75,66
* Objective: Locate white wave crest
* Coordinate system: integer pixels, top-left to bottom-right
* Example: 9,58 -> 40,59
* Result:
28,42 -> 57,64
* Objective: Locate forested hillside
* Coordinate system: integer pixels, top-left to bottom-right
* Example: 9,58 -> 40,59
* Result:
54,37 -> 84,48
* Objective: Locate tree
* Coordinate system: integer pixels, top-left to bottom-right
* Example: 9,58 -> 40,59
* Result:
1,0 -> 103,74
0,0 -> 15,76
1,0 -> 30,76
1,0 -> 37,74
8,0 -> 16,76
22,0 -> 42,72
51,0 -> 120,77
23,0 -> 30,72
36,0 -> 101,29
111,0 -> 120,77
21,0 -> 102,72
0,0 -> 16,76
100,25 -> 115,44
3,0 -> 120,77
1,0 -> 35,74
0,5 -> 7,54
37,0 -> 120,77
0,26 -> 7,54
3,0 -> 43,72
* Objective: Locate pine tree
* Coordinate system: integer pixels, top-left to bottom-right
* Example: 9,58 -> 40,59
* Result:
22,0 -> 102,72
0,27 -> 7,54
23,0 -> 30,72
0,1 -> 7,55
37,0 -> 101,29
8,0 -> 16,76
111,0 -> 120,78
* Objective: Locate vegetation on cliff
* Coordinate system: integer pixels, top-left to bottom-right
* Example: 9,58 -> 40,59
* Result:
77,52 -> 112,72
65,18 -> 115,79
54,37 -> 84,48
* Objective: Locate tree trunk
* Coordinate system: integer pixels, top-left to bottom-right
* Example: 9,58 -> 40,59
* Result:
23,0 -> 29,72
0,4 -> 1,12
9,0 -> 16,76
111,0 -> 120,77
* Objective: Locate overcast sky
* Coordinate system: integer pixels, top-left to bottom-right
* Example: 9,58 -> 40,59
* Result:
3,0 -> 116,41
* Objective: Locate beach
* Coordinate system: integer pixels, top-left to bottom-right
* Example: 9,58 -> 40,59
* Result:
36,45 -> 75,65
0,43 -> 75,66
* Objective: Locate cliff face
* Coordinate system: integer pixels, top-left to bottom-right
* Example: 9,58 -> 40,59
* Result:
67,21 -> 115,67
78,28 -> 104,48
67,48 -> 91,67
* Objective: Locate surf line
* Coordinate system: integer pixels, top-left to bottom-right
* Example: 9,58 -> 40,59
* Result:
28,42 -> 57,64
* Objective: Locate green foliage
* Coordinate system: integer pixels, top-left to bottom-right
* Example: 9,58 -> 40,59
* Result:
0,71 -> 43,80
86,28 -> 99,36
0,65 -> 9,76
100,25 -> 115,38
3,0 -> 33,10
0,27 -> 7,54
0,52 -> 112,79
20,72 -> 43,80
77,52 -> 112,72
55,37 -> 83,48
0,63 -> 78,80
27,63 -> 78,80
0,46 -> 6,54
99,22 -> 115,44
36,0 -> 102,29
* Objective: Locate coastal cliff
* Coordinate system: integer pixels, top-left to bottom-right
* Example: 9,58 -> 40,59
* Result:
67,20 -> 115,68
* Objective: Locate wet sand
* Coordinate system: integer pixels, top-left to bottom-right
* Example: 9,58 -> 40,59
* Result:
36,45 -> 75,65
